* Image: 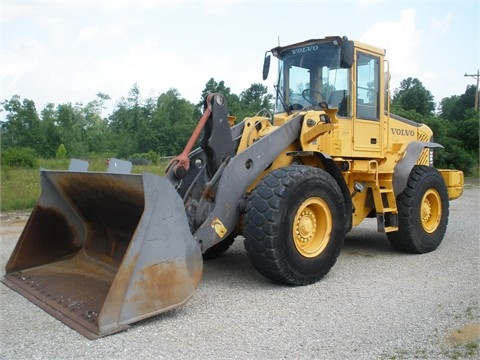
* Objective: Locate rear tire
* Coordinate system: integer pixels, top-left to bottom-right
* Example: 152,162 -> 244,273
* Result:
387,166 -> 449,253
243,165 -> 345,286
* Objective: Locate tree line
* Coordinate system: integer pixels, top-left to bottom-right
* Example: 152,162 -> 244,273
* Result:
390,79 -> 478,175
1,77 -> 478,175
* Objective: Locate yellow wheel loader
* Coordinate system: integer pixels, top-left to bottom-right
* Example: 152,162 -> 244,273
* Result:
2,36 -> 464,339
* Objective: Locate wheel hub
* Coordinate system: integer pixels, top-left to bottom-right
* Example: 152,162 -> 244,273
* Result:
297,209 -> 317,242
422,199 -> 432,222
421,189 -> 441,233
293,197 -> 332,258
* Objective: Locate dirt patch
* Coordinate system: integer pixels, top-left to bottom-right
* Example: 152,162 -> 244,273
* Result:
448,323 -> 480,343
0,211 -> 31,224
0,211 -> 30,235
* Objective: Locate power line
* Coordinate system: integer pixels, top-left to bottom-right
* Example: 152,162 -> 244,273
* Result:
464,69 -> 479,111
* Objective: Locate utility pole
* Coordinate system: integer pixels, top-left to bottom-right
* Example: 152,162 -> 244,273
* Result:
464,69 -> 479,111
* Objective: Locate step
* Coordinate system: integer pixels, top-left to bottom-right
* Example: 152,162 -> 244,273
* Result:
379,188 -> 394,194
382,207 -> 397,213
384,226 -> 399,233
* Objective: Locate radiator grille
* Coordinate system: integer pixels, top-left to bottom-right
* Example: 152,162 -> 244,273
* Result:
417,130 -> 431,165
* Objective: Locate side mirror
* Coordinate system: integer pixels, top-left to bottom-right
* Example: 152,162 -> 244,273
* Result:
262,54 -> 271,80
341,40 -> 354,69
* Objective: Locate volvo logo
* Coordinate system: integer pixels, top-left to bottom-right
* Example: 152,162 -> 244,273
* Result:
292,45 -> 319,54
391,128 -> 415,136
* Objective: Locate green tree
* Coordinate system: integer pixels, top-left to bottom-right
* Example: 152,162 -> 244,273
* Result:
453,108 -> 479,154
135,96 -> 157,154
95,92 -> 111,118
108,103 -> 136,157
239,83 -> 274,119
108,84 -> 145,157
436,86 -> 479,174
81,95 -> 112,153
439,85 -> 476,121
198,79 -> 274,123
148,88 -> 197,156
38,103 -> 61,157
199,78 -> 242,118
1,95 -> 41,151
55,102 -> 88,156
392,82 -> 479,175
392,78 -> 435,116
56,143 -> 67,159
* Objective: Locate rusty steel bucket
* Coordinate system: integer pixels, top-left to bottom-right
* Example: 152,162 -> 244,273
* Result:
2,170 -> 202,339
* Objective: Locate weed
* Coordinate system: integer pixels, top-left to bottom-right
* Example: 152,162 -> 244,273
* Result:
442,340 -> 479,359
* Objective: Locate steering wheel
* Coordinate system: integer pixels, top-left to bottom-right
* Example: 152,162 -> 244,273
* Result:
302,89 -> 325,107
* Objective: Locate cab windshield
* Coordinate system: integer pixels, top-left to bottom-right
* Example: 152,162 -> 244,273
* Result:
274,41 -> 350,117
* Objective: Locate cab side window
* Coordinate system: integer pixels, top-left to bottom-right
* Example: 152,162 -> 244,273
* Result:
326,68 -> 350,117
356,53 -> 379,120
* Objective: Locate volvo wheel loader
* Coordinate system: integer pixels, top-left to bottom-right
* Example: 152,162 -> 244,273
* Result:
2,36 -> 464,339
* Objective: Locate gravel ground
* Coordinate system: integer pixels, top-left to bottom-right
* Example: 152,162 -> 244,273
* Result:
0,185 -> 479,360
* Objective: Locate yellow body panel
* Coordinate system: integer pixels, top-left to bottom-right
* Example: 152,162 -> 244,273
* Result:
439,169 -> 464,200
237,36 -> 463,232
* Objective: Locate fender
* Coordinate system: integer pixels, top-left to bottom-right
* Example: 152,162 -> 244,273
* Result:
193,114 -> 304,251
392,141 -> 444,196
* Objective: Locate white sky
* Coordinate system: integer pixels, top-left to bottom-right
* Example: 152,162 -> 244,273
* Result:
1,0 -> 479,116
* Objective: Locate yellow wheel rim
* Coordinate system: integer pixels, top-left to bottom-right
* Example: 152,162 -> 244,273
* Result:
420,189 -> 442,233
293,197 -> 332,258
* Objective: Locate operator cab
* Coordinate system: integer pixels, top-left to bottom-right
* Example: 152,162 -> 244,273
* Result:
263,36 -> 387,155
264,36 -> 354,117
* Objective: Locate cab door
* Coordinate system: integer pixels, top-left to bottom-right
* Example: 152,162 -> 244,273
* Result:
353,51 -> 382,155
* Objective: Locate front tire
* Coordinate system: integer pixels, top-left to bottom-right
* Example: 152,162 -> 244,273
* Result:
387,166 -> 449,253
243,166 -> 346,286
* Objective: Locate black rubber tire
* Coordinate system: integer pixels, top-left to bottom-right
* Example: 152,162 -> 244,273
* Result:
202,234 -> 235,260
243,165 -> 346,286
387,166 -> 449,254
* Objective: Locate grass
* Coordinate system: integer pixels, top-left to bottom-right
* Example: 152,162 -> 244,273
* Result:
0,157 -> 170,212
1,158 -> 479,213
442,340 -> 479,360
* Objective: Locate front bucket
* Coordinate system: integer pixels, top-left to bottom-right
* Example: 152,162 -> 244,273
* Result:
2,170 -> 203,339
